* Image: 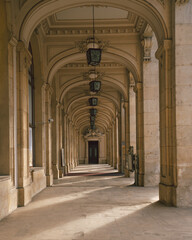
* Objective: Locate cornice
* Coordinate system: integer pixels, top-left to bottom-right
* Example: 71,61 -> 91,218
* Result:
40,14 -> 146,37
62,62 -> 124,69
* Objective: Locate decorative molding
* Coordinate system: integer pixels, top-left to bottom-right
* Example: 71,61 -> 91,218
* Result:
16,41 -> 32,68
141,25 -> 153,61
136,17 -> 147,33
84,129 -> 104,138
62,62 -> 123,69
129,73 -> 135,87
83,71 -> 105,81
41,14 -> 146,37
175,0 -> 189,5
76,38 -> 109,53
141,37 -> 153,61
42,83 -> 54,95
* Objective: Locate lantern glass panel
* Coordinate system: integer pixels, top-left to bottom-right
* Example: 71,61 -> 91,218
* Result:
90,109 -> 97,116
87,48 -> 102,66
89,98 -> 98,106
90,116 -> 95,122
90,81 -> 101,92
91,124 -> 96,130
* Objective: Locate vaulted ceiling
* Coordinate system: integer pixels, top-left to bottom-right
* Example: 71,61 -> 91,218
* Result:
35,6 -> 147,134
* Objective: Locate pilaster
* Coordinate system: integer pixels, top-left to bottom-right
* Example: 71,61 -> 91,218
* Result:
156,39 -> 177,206
16,41 -> 32,206
43,83 -> 53,186
135,82 -> 144,186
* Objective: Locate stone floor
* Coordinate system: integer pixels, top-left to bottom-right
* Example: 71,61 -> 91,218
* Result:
0,164 -> 192,240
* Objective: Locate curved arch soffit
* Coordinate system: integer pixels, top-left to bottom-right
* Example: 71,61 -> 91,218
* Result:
47,48 -> 140,86
71,105 -> 115,122
66,94 -> 119,114
76,117 -> 109,130
74,111 -> 112,126
80,125 -> 106,134
74,117 -> 111,128
71,107 -> 115,125
78,119 -> 109,131
18,0 -> 168,46
80,123 -> 107,133
59,75 -> 127,102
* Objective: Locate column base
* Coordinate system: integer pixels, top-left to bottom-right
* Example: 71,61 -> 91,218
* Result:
18,184 -> 32,207
59,168 -> 64,178
124,169 -> 130,177
46,174 -> 53,187
138,173 -> 144,186
64,166 -> 68,175
159,183 -> 176,206
52,166 -> 59,180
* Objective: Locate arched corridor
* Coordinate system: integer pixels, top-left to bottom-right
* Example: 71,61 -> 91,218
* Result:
1,0 -> 192,234
1,164 -> 192,240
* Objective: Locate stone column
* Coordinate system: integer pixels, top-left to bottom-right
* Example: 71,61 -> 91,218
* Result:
85,139 -> 88,164
124,100 -> 130,177
113,118 -> 117,169
115,114 -> 119,170
129,85 -> 136,152
77,131 -> 79,165
142,32 -> 160,186
109,128 -> 113,166
169,0 -> 192,207
16,41 -> 32,206
120,99 -> 126,173
106,129 -> 110,165
156,39 -> 176,205
44,83 -> 53,186
8,37 -> 18,187
135,82 -> 144,186
63,112 -> 68,174
52,101 -> 60,179
112,121 -> 116,168
59,104 -> 64,177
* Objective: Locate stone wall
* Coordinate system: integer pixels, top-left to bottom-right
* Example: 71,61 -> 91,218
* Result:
175,0 -> 192,207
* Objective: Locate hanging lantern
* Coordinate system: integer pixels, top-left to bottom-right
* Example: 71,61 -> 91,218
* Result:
90,115 -> 95,122
90,124 -> 96,130
86,6 -> 102,66
87,48 -> 102,66
89,97 -> 98,106
90,108 -> 97,116
89,80 -> 101,92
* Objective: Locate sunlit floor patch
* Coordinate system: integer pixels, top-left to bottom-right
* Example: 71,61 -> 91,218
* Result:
1,165 -> 192,240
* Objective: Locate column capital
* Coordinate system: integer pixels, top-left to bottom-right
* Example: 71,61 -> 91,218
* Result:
17,40 -> 32,69
42,82 -> 54,95
9,36 -> 18,47
134,82 -> 143,92
155,39 -> 172,60
56,101 -> 64,109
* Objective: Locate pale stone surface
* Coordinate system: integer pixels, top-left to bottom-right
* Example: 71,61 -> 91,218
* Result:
30,168 -> 46,197
143,35 -> 160,187
175,0 -> 192,206
1,165 -> 192,240
0,178 -> 17,221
